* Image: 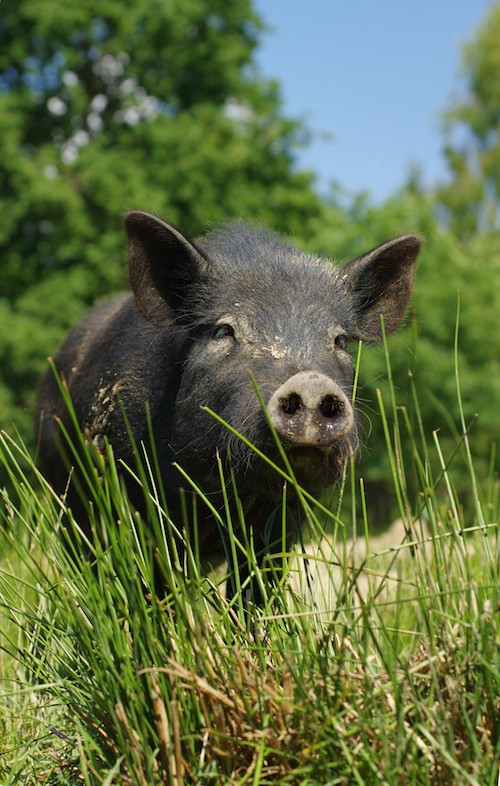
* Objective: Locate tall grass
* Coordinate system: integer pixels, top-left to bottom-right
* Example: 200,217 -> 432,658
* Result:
0,338 -> 499,785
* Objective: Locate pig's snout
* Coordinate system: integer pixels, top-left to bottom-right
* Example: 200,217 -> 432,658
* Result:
267,371 -> 354,448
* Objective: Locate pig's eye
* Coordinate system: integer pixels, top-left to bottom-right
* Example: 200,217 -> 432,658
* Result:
213,323 -> 236,341
334,334 -> 347,351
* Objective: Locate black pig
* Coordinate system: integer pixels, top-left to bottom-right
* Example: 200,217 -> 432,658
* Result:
36,212 -> 421,592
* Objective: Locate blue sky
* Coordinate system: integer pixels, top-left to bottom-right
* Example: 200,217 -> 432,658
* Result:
254,1 -> 494,202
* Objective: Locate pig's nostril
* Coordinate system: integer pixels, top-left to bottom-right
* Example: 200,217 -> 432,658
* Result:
281,393 -> 302,416
320,395 -> 344,419
280,393 -> 344,419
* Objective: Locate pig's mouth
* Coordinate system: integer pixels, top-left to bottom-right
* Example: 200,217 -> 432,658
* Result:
242,439 -> 352,500
283,444 -> 347,492
286,444 -> 332,466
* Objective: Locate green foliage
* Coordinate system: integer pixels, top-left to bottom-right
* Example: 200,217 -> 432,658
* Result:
0,0 -> 498,521
0,0 -> 322,441
437,3 -> 500,238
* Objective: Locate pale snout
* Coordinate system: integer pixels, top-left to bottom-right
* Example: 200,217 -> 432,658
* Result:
266,371 -> 354,448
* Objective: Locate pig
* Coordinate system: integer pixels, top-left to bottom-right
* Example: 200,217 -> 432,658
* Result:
36,211 -> 421,597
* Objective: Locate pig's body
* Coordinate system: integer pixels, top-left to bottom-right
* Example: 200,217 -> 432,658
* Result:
36,212 -> 421,587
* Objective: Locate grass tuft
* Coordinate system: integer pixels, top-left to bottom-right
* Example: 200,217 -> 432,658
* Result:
1,337 -> 499,785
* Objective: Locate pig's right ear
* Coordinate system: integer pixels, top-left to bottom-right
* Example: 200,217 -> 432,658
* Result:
124,211 -> 208,324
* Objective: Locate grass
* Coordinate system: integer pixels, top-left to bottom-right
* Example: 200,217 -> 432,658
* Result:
0,338 -> 499,785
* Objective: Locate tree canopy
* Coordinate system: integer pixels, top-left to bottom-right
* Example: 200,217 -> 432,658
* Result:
438,3 -> 500,238
0,0 -> 322,438
0,0 -> 498,520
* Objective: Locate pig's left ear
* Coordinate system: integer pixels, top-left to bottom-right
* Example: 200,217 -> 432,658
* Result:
341,234 -> 422,341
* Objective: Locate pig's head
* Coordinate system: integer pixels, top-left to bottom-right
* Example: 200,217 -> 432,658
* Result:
125,211 -> 421,502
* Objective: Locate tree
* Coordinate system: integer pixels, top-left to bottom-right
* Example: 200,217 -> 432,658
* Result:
0,0 -> 322,441
1,0 -> 497,526
437,3 -> 500,238
305,4 -> 500,522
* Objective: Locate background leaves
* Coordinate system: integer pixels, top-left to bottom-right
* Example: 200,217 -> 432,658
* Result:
0,0 -> 498,521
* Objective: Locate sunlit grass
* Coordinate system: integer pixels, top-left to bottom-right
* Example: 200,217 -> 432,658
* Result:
1,336 -> 499,785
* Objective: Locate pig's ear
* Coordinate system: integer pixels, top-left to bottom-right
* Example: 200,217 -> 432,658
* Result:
341,234 -> 422,341
124,210 -> 208,323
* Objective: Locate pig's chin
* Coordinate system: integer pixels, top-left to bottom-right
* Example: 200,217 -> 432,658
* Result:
252,444 -> 347,500
284,446 -> 345,494
220,427 -> 351,500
